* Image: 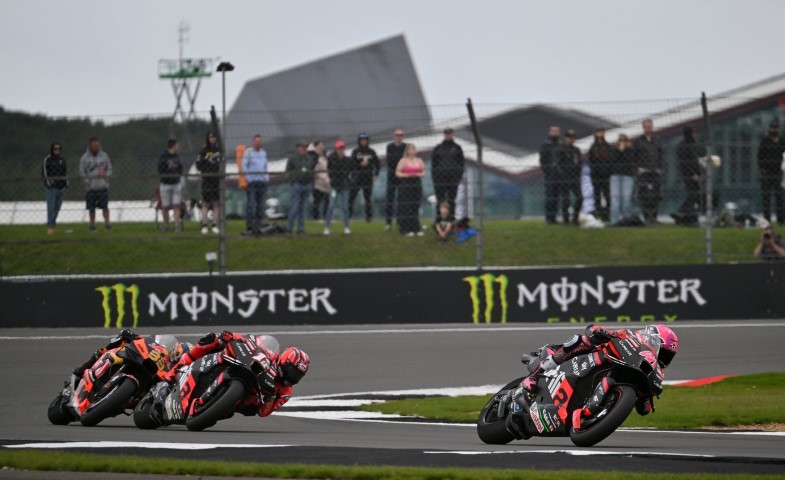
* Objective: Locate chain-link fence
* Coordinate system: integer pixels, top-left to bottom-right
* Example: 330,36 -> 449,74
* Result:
1,95 -> 783,276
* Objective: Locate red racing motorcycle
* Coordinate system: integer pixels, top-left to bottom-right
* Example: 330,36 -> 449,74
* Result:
47,332 -> 176,427
133,335 -> 279,431
477,331 -> 665,447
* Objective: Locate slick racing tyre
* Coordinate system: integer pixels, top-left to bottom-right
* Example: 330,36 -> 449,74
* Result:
185,380 -> 245,432
47,393 -> 74,425
477,378 -> 522,445
80,378 -> 137,427
569,384 -> 636,447
133,393 -> 160,430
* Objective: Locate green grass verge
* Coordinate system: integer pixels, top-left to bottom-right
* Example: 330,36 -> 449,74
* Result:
0,450 -> 782,480
358,372 -> 785,429
0,220 -> 761,275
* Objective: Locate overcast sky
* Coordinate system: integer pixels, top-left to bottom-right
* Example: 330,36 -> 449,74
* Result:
1,0 -> 782,118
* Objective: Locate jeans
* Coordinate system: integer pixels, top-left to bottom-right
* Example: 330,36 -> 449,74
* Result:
610,175 -> 635,224
325,188 -> 350,229
544,175 -> 558,223
245,181 -> 267,232
45,187 -> 65,227
288,183 -> 312,233
761,172 -> 785,223
312,189 -> 330,220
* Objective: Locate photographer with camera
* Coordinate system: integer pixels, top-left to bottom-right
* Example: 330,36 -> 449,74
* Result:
754,225 -> 785,261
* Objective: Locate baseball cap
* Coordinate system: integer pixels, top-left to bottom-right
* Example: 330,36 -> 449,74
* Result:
444,128 -> 454,133
565,129 -> 576,138
335,140 -> 346,148
296,140 -> 308,147
358,133 -> 369,140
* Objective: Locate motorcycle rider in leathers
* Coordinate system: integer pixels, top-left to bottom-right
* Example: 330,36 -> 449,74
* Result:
520,324 -> 679,416
161,331 -> 310,418
72,328 -> 184,382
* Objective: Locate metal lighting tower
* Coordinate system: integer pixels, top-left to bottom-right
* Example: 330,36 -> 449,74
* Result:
158,21 -> 213,150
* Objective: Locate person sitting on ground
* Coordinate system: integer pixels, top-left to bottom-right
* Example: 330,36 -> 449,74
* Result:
433,201 -> 454,242
754,225 -> 785,261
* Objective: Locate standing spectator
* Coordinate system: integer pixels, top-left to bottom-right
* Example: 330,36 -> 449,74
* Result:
634,118 -> 664,225
588,127 -> 612,220
309,140 -> 331,221
757,120 -> 785,225
242,135 -> 269,235
349,133 -> 380,222
286,140 -> 316,235
384,128 -> 407,231
556,129 -> 583,225
539,126 -> 561,224
673,126 -> 707,226
754,225 -> 785,261
196,131 -> 222,234
395,143 -> 425,236
79,137 -> 112,232
609,134 -> 636,224
157,138 -> 184,232
433,201 -> 453,242
42,142 -> 68,234
431,128 -> 465,220
324,140 -> 354,235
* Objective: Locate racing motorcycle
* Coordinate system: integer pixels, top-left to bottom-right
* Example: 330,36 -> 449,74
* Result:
133,335 -> 279,431
477,332 -> 665,447
47,332 -> 177,427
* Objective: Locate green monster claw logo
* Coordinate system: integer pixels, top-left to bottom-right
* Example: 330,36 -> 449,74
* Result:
463,273 -> 509,324
95,283 -> 141,328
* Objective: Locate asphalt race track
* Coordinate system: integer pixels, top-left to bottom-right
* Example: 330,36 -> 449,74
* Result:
1,321 -> 784,475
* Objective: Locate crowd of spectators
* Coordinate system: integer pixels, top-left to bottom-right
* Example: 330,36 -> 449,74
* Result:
37,114 -> 783,254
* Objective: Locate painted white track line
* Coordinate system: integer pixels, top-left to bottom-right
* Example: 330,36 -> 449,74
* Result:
3,441 -> 290,450
424,449 -> 716,457
2,321 -> 784,341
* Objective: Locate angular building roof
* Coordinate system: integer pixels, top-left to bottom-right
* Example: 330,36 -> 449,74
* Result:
225,35 -> 430,158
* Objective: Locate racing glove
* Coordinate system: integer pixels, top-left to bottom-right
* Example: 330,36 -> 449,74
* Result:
635,396 -> 655,416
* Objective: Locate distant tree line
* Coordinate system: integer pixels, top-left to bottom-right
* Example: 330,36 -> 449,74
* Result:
0,107 -> 211,201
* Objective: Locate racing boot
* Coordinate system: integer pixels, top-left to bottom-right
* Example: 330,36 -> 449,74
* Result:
521,335 -> 595,394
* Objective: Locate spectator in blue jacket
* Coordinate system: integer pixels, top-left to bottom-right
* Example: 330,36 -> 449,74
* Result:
242,135 -> 269,235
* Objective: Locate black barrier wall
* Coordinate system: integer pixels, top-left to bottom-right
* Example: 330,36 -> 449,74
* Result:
1,264 -> 783,328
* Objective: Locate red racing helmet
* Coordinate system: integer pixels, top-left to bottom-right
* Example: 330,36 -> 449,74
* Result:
278,347 -> 310,386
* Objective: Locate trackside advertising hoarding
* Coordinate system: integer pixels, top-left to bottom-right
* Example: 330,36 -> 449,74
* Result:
1,263 -> 783,328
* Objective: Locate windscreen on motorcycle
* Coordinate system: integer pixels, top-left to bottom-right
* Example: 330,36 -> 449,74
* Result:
636,329 -> 663,363
251,335 -> 280,359
151,335 -> 179,356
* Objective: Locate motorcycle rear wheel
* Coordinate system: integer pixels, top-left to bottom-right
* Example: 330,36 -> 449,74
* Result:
569,384 -> 636,447
476,378 -> 523,445
185,380 -> 245,432
80,378 -> 137,427
47,393 -> 73,425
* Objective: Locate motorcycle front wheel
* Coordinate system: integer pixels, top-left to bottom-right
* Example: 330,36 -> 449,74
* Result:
80,378 -> 137,427
476,377 -> 522,445
185,380 -> 245,432
569,384 -> 636,447
47,393 -> 73,425
133,393 -> 160,430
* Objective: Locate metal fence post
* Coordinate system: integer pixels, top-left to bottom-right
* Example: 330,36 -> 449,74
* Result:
209,106 -> 227,275
466,98 -> 484,270
700,92 -> 714,264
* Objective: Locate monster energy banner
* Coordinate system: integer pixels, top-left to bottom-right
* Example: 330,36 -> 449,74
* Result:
1,263 -> 783,328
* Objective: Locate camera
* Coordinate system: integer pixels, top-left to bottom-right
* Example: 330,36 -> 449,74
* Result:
763,233 -> 771,241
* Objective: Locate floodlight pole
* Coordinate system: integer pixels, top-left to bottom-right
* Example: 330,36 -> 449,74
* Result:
215,62 -> 234,275
701,92 -> 714,265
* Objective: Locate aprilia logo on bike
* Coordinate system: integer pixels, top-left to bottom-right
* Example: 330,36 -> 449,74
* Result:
96,283 -> 140,329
